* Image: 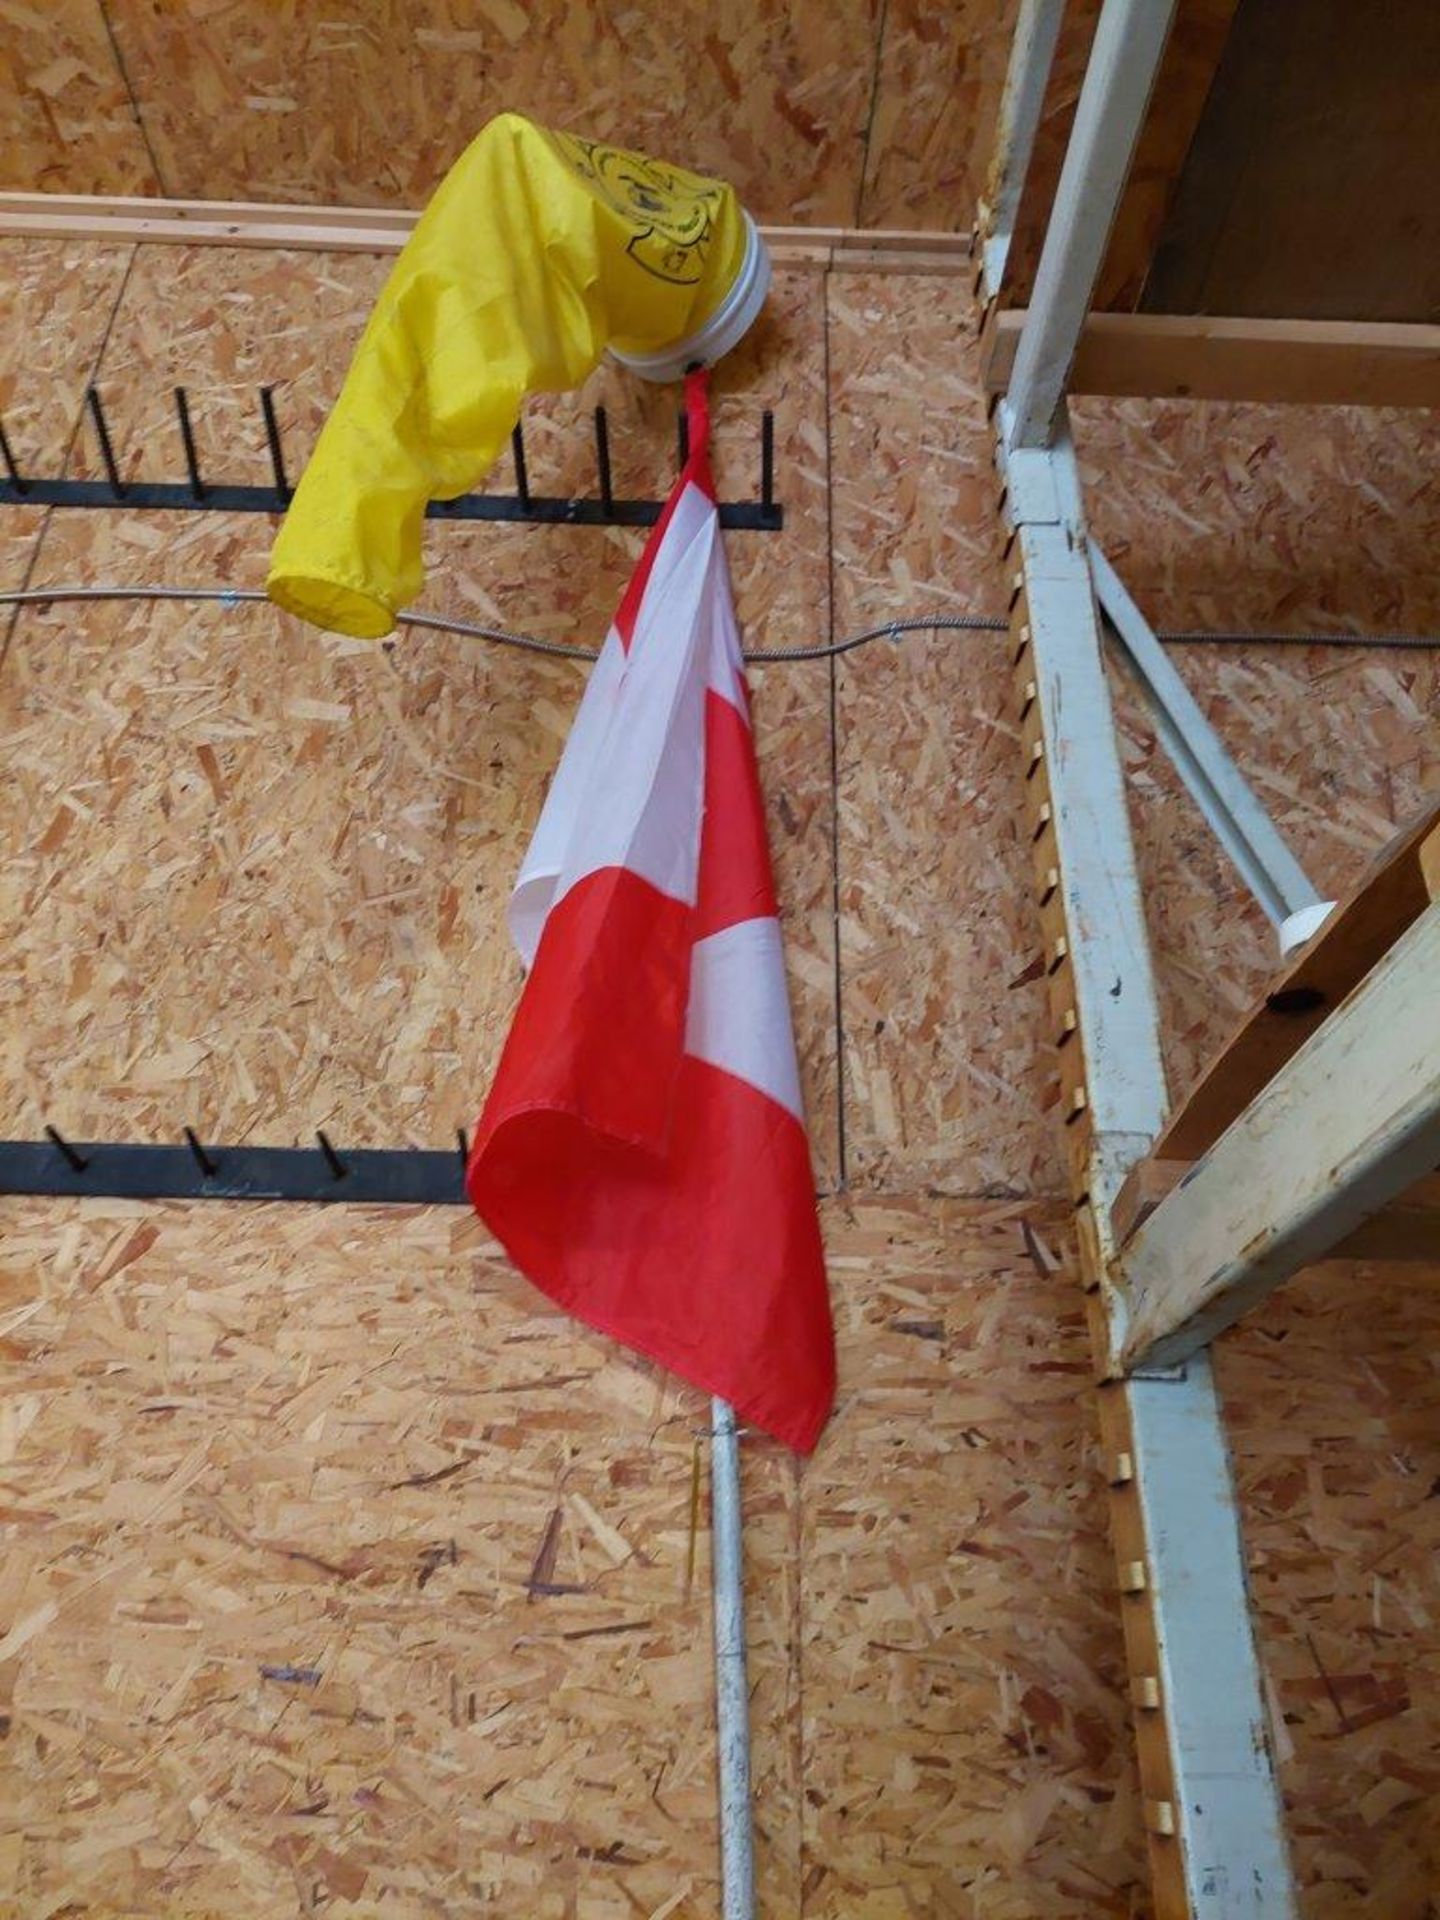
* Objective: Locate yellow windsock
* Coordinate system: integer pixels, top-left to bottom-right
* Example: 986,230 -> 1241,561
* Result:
267,113 -> 768,639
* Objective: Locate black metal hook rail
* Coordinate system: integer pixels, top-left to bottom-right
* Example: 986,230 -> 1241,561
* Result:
7,1127 -> 471,1205
0,387 -> 784,531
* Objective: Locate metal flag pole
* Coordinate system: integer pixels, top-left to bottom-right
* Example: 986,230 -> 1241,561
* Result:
710,1397 -> 756,1919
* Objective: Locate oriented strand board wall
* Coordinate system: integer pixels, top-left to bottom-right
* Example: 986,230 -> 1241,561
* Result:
0,235 -> 1147,1917
0,246 -> 841,1184
0,233 -> 1438,1913
828,275 -> 1062,1197
0,0 -> 154,196
0,1202 -> 750,1918
1217,1273 -> 1440,1914
0,1194 -> 1141,1918
1,0 -> 1019,230
1073,392 -> 1440,1105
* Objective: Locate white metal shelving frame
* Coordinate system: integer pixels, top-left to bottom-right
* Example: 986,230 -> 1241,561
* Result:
978,1 -> 1439,1912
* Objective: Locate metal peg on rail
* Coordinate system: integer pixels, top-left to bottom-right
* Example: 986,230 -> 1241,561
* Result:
593,407 -> 614,516
174,387 -> 206,502
0,417 -> 28,495
510,422 -> 530,510
86,388 -> 126,498
315,1129 -> 347,1180
259,387 -> 291,502
0,383 -> 783,529
44,1124 -> 88,1173
183,1127 -> 218,1177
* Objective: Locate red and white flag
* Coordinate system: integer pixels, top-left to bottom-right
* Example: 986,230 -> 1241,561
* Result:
467,369 -> 834,1453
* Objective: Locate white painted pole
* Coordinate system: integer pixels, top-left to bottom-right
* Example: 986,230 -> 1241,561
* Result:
710,1397 -> 755,1920
980,0 -> 1067,294
1089,539 -> 1324,927
1007,0 -> 1178,445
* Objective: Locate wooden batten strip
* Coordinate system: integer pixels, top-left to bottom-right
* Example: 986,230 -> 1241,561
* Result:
0,192 -> 970,274
1000,494 -> 1202,1917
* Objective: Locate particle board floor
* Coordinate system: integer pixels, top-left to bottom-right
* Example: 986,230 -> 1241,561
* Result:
0,235 -> 1438,1914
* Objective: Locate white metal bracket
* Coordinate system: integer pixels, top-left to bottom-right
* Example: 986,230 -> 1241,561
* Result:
1090,539 -> 1324,930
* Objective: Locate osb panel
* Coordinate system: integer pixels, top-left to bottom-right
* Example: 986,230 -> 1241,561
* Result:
1074,397 -> 1440,640
0,243 -> 840,1184
801,1195 -> 1146,1917
1,226 -> 1437,1920
0,3 -> 1032,235
0,1197 -> 802,1917
0,554 -> 570,1155
857,0 -> 1019,231
1076,394 -> 1440,1107
100,0 -> 877,223
828,272 -> 1062,1196
1219,1267 -> 1440,1915
0,239 -> 135,602
1110,645 -> 1438,1110
0,508 -> 36,606
0,0 -> 155,197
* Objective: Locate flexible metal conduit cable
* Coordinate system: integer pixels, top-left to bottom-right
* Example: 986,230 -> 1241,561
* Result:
1,584 -> 1437,662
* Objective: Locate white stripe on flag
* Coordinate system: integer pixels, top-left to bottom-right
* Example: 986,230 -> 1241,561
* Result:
508,628 -> 625,966
507,483 -> 718,967
684,917 -> 804,1121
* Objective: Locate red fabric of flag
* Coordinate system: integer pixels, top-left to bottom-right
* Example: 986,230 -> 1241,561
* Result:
467,369 -> 835,1452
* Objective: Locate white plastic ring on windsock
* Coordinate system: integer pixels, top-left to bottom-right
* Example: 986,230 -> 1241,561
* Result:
609,213 -> 771,383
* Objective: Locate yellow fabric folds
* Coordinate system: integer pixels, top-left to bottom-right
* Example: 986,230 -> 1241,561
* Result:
267,114 -> 749,638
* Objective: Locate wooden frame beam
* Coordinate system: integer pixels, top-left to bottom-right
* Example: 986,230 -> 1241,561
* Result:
1154,798 -> 1440,1162
1121,900 -> 1440,1370
983,307 -> 1440,408
1116,1161 -> 1440,1266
